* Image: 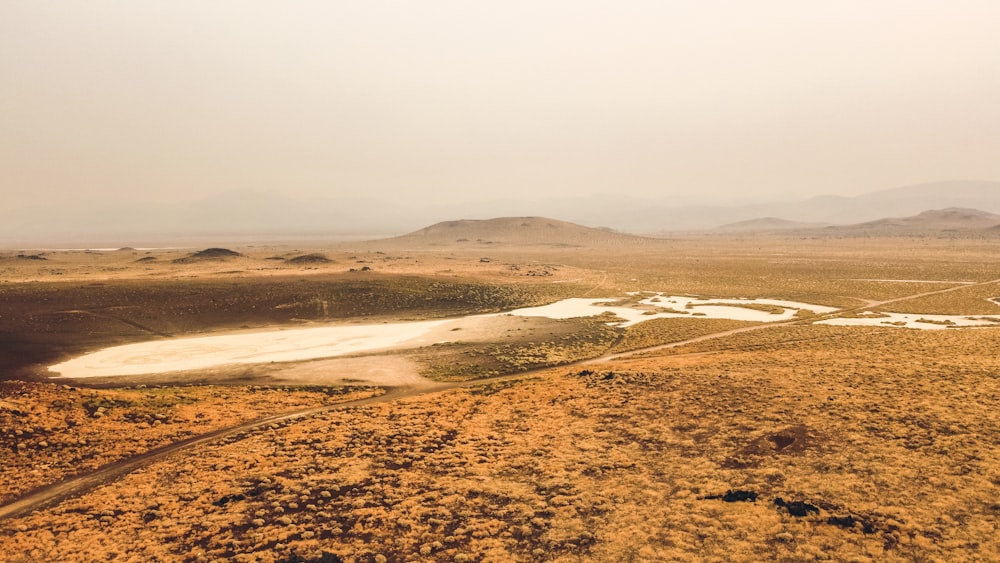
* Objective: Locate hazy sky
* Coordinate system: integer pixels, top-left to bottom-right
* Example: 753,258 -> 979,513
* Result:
2,1 -> 999,211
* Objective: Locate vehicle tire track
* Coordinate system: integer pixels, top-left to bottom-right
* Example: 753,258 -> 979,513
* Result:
62,309 -> 174,338
581,271 -> 608,296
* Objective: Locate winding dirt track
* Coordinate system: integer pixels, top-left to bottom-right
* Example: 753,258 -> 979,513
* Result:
2,277 -> 997,521
0,388 -> 419,520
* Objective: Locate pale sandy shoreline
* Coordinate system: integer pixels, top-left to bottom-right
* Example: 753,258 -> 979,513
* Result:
48,293 -> 1000,379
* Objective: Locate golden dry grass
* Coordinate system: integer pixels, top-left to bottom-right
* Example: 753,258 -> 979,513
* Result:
4,323 -> 998,562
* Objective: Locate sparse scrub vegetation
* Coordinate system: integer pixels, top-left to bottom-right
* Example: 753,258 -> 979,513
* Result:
6,322 -> 999,560
3,236 -> 1000,561
697,302 -> 788,314
873,282 -> 1000,315
611,317 -> 754,353
417,317 -> 621,380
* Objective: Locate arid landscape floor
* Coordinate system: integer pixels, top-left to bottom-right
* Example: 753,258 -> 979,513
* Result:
1,235 -> 999,562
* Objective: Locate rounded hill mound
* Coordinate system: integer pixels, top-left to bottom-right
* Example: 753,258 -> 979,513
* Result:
172,248 -> 243,264
287,253 -> 333,264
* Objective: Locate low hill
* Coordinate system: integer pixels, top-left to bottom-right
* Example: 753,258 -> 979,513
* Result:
382,217 -> 652,248
715,217 -> 826,232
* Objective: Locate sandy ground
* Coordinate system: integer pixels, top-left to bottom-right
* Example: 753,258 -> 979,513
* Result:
261,356 -> 435,388
48,320 -> 453,379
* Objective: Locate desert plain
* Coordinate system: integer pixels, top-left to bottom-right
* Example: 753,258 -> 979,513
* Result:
1,220 -> 999,562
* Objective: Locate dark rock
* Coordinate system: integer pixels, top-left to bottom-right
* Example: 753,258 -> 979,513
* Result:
775,497 -> 819,516
827,515 -> 856,528
213,493 -> 246,506
321,552 -> 344,563
723,490 -> 758,502
704,490 -> 758,502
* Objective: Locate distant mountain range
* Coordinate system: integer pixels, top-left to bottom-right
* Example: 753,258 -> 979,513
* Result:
855,207 -> 1000,230
715,217 -> 828,232
808,207 -> 1000,237
1,180 -> 998,246
715,207 -> 1000,235
656,180 -> 1000,233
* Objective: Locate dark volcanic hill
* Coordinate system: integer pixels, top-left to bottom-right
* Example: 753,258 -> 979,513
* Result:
172,248 -> 243,263
286,253 -> 333,264
381,217 -> 652,247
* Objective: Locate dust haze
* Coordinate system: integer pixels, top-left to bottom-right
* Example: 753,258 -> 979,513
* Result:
3,3 -> 1000,562
3,2 -> 1000,226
